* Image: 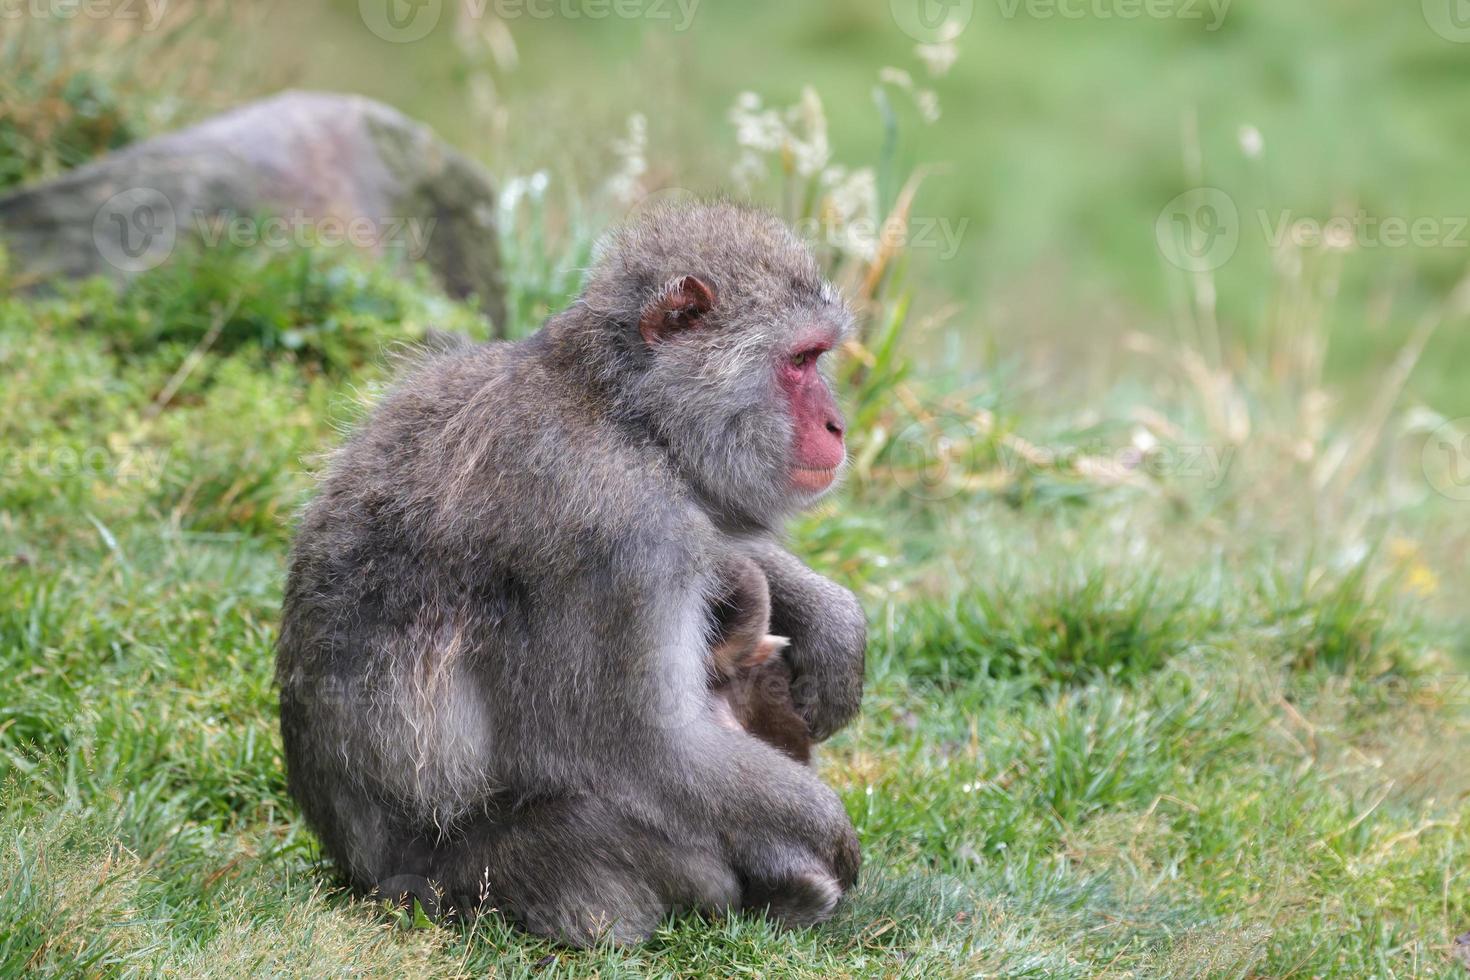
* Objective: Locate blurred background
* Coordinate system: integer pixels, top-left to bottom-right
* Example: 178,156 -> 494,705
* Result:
313,0 -> 1470,412
8,0 -> 1470,410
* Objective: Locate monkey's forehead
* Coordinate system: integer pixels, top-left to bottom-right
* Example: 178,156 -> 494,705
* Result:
604,202 -> 832,285
720,306 -> 849,364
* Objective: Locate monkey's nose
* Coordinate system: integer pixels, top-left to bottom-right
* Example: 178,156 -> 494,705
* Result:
826,417 -> 845,439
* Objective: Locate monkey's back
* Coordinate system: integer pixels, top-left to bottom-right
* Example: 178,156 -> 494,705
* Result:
275,334 -> 711,880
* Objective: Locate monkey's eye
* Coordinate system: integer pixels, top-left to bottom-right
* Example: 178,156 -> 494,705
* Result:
790,351 -> 817,369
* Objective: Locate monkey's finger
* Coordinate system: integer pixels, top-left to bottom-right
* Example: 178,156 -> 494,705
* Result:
743,635 -> 791,667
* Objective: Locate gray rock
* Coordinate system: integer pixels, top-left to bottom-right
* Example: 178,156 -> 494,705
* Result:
0,90 -> 506,331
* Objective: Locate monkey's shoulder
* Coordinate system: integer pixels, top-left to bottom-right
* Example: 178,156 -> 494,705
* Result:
322,340 -> 709,570
447,344 -> 678,492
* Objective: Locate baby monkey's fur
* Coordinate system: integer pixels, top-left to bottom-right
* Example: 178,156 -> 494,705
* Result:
707,557 -> 812,765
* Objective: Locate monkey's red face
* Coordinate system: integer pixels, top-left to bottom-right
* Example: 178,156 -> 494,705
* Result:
777,339 -> 846,496
635,271 -> 852,518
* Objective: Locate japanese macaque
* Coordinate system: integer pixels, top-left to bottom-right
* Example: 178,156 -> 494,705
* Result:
277,201 -> 866,945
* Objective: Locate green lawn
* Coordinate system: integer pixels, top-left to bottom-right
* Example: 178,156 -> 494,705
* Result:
4,3 -> 1470,976
2,233 -> 1468,976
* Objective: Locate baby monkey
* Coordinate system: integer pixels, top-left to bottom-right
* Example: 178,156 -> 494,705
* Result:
706,557 -> 813,765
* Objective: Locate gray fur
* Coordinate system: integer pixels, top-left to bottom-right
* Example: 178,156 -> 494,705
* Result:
276,200 -> 867,945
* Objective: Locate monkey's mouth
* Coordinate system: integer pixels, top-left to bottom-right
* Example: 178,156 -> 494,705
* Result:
790,465 -> 840,493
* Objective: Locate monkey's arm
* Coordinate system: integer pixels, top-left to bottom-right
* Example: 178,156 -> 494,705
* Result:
747,541 -> 866,742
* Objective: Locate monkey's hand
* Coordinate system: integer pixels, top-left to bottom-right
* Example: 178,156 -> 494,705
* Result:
747,542 -> 866,742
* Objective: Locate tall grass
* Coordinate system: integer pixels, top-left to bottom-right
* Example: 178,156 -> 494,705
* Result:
0,4 -> 276,193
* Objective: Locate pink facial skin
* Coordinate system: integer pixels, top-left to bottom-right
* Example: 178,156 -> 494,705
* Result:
777,337 -> 846,495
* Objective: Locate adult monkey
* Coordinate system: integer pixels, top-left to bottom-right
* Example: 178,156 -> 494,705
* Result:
276,201 -> 867,945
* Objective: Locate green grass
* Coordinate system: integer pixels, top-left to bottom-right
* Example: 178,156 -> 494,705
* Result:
2,237 -> 1467,977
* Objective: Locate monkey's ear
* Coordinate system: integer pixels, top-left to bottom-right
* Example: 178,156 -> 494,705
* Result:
638,275 -> 717,346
